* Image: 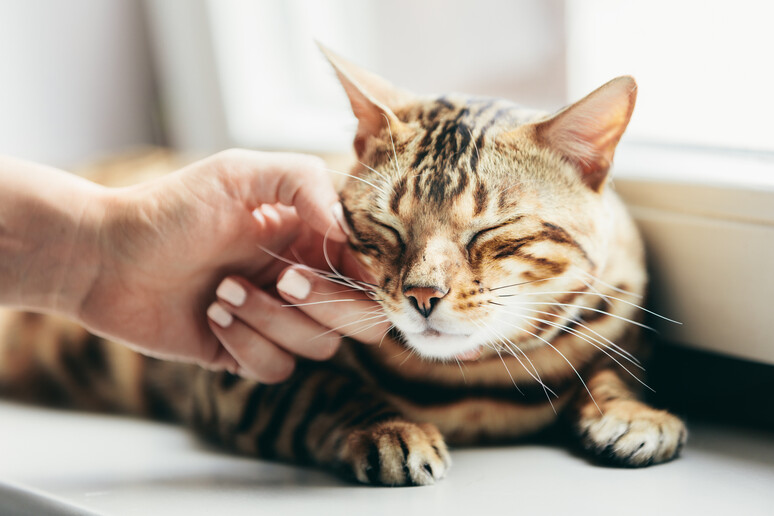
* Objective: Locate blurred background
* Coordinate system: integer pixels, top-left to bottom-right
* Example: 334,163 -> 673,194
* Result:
1,0 -> 773,428
2,0 -> 772,166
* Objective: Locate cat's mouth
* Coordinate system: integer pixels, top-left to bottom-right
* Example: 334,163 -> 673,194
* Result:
416,330 -> 482,361
403,329 -> 483,362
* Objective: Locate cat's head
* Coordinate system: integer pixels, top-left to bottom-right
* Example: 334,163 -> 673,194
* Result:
323,46 -> 637,362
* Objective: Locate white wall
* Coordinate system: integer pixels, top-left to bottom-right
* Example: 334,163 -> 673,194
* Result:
567,0 -> 774,152
200,0 -> 565,152
0,0 -> 157,168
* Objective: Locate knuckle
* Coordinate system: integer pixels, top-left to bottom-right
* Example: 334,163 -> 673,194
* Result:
295,153 -> 326,172
244,290 -> 280,323
217,147 -> 247,162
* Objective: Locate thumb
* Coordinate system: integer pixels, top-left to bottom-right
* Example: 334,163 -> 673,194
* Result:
214,149 -> 348,242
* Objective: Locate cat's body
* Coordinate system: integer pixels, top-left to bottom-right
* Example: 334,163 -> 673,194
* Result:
0,48 -> 686,485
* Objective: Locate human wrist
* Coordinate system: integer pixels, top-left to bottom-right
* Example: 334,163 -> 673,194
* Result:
52,183 -> 114,319
0,156 -> 109,318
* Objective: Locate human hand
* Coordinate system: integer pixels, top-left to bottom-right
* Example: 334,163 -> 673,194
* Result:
75,149 -> 383,379
208,257 -> 391,382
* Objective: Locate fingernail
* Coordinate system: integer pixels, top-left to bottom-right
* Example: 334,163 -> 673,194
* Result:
207,302 -> 233,328
217,278 -> 247,307
277,268 -> 311,300
252,207 -> 266,225
331,202 -> 350,236
261,204 -> 280,223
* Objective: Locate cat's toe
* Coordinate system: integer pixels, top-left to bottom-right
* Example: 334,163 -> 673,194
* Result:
578,400 -> 687,467
339,420 -> 450,486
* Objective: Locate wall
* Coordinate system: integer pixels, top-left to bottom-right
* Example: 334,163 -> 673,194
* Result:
0,0 -> 157,168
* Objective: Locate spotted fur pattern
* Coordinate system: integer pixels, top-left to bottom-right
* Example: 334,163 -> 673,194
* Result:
0,49 -> 685,486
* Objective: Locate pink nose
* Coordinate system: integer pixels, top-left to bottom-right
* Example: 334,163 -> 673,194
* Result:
403,286 -> 447,318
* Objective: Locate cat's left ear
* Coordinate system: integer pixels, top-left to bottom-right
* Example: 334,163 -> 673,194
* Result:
506,76 -> 637,192
318,43 -> 414,157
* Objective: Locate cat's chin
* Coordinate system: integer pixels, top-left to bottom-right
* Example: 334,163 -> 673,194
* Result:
401,330 -> 483,362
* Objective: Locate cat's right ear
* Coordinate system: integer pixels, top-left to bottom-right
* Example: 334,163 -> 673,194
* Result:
318,43 -> 413,156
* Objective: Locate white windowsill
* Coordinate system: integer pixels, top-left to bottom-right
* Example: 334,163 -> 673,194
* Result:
0,400 -> 772,516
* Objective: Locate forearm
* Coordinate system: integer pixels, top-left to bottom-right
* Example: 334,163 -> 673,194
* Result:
0,156 -> 107,317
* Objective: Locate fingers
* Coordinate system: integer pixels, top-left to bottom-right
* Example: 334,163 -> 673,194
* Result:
206,275 -> 344,382
276,266 -> 390,345
210,149 -> 349,242
216,277 -> 341,360
206,302 -> 296,383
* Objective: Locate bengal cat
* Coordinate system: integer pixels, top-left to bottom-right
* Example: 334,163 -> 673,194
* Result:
0,46 -> 686,486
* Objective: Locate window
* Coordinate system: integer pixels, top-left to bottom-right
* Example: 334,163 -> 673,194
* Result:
200,0 -> 567,152
567,0 -> 774,154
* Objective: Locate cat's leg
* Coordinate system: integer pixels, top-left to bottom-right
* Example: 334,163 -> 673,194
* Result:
569,367 -> 687,466
185,363 -> 451,486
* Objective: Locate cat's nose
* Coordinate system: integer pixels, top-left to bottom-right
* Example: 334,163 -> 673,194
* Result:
403,286 -> 448,318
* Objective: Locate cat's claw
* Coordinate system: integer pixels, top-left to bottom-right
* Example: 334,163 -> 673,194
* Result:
578,400 -> 687,467
339,420 -> 451,486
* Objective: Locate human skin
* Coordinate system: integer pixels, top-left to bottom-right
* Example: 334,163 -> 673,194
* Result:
0,149 -> 386,382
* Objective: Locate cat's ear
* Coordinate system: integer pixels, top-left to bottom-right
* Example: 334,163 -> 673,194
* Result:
318,43 -> 413,156
507,76 -> 637,192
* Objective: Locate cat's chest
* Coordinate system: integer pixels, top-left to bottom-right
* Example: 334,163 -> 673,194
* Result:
335,338 -> 584,443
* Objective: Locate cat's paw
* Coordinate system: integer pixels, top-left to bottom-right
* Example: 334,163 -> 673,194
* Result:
338,420 -> 451,486
578,400 -> 687,467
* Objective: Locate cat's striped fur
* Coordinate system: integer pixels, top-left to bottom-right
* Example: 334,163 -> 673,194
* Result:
0,48 -> 686,486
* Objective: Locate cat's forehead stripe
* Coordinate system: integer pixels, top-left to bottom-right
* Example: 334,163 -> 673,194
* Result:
473,181 -> 488,216
398,97 -> 539,206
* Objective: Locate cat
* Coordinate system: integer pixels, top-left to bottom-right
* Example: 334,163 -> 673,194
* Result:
0,46 -> 686,486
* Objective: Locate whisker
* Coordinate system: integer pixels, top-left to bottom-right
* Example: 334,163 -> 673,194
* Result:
469,320 -> 525,396
281,298 -> 375,308
324,167 -> 388,195
515,314 -> 652,392
312,287 -> 371,296
345,317 -> 392,340
310,310 -> 387,340
467,127 -> 481,165
454,356 -> 467,383
382,113 -> 403,177
257,245 -> 372,292
515,302 -> 658,332
470,319 -> 556,402
514,307 -> 642,367
503,321 -> 602,415
494,347 -> 525,396
488,330 -> 558,402
281,258 -> 373,293
391,346 -> 412,360
319,275 -> 377,293
577,276 -> 613,307
357,160 -> 389,181
321,226 -> 371,296
575,268 -> 643,298
497,291 -> 680,325
398,347 -> 417,367
373,324 -> 396,349
489,276 -> 559,292
285,245 -> 307,268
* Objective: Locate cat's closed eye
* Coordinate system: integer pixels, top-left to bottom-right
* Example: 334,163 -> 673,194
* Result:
362,217 -> 404,250
465,217 -> 524,251
466,226 -> 499,251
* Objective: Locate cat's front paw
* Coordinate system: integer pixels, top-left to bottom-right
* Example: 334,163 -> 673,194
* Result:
338,420 -> 451,486
578,400 -> 687,467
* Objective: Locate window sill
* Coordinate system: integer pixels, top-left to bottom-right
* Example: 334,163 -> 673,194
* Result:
612,144 -> 774,366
